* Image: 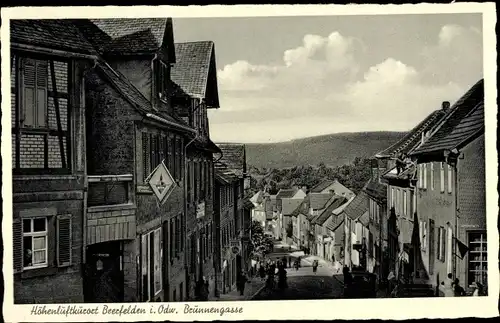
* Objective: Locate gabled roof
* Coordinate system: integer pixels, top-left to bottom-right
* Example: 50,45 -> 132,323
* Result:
11,19 -> 97,55
171,41 -> 220,108
326,213 -> 345,232
276,188 -> 299,199
283,198 -> 305,217
376,109 -> 447,158
86,18 -> 175,59
411,79 -> 484,156
309,192 -> 333,210
310,179 -> 355,198
344,190 -> 370,221
332,196 -> 356,215
358,210 -> 370,227
363,179 -> 387,203
94,62 -> 192,133
216,144 -> 246,178
312,196 -> 348,226
214,163 -> 238,183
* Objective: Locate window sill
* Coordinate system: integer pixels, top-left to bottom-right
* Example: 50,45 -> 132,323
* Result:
19,266 -> 58,279
14,175 -> 77,181
87,203 -> 136,213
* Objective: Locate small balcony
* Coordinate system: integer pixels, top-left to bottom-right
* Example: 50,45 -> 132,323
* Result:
86,174 -> 136,245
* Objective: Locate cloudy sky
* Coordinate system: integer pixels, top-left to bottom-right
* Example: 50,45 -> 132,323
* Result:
173,14 -> 483,143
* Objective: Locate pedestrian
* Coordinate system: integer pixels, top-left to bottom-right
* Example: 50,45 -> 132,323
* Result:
312,260 -> 318,273
282,256 -> 287,268
259,263 -> 266,281
237,270 -> 249,296
288,257 -> 292,268
453,278 -> 465,296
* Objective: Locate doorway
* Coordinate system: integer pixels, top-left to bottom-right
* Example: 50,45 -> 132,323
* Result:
85,241 -> 124,303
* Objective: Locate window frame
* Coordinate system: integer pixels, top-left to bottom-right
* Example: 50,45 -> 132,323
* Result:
440,162 -> 445,193
467,231 -> 487,287
430,162 -> 434,190
447,164 -> 453,194
22,217 -> 49,270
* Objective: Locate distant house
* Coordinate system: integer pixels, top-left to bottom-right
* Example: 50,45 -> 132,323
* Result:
310,196 -> 349,260
325,196 -> 356,264
306,192 -> 336,254
410,79 -> 485,293
250,191 -> 266,228
276,187 -> 306,245
264,195 -> 279,238
290,197 -> 310,249
342,191 -> 370,271
311,179 -> 355,199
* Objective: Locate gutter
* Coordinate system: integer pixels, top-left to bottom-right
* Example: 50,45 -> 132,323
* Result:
146,113 -> 197,135
11,42 -> 98,60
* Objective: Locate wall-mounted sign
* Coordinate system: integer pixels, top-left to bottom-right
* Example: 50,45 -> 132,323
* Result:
231,246 -> 240,255
146,161 -> 176,205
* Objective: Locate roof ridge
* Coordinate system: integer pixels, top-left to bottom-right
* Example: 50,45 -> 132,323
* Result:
421,79 -> 483,144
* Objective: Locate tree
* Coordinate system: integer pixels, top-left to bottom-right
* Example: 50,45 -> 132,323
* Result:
250,221 -> 273,259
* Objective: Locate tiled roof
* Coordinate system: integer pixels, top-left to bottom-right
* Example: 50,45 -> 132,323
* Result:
88,18 -> 172,57
309,192 -> 333,210
95,62 -> 190,131
311,180 -> 336,193
382,164 -> 417,181
171,41 -> 220,108
326,213 -> 345,232
216,144 -> 246,178
363,179 -> 387,203
376,109 -> 446,158
358,211 -> 370,227
344,191 -> 370,221
243,199 -> 254,210
312,196 -> 348,226
193,138 -> 222,154
283,198 -> 304,216
411,79 -> 484,155
332,196 -> 356,215
276,188 -> 298,199
214,162 -> 238,183
11,19 -> 97,55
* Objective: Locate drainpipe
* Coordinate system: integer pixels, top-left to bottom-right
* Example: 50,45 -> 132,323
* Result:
449,149 -> 460,281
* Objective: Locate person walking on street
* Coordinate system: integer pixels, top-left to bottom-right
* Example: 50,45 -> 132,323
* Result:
312,260 -> 318,273
259,263 -> 266,281
237,270 -> 249,296
288,257 -> 292,268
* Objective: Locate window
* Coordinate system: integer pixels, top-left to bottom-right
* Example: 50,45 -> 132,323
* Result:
156,60 -> 168,100
141,227 -> 162,301
430,163 -> 434,190
143,132 -> 183,183
419,220 -> 427,251
391,188 -> 395,208
22,218 -> 48,269
440,162 -> 445,192
447,164 -> 453,193
468,232 -> 487,287
170,219 -> 175,263
21,58 -> 48,129
437,227 -> 446,261
412,191 -> 416,215
418,164 -> 423,188
423,163 -> 428,189
403,191 -> 407,217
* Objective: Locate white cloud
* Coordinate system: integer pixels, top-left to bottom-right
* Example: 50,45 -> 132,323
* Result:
211,24 -> 483,143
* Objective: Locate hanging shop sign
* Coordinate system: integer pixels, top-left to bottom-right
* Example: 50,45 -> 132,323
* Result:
146,161 -> 176,205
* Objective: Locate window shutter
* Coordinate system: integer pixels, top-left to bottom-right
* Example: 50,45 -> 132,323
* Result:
428,219 -> 435,274
143,134 -> 150,181
22,59 -> 36,127
13,218 -> 23,273
57,214 -> 72,267
36,61 -> 48,128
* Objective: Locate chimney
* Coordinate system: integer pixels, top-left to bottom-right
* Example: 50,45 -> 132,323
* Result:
442,101 -> 451,111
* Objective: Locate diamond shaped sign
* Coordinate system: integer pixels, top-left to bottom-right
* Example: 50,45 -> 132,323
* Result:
146,161 -> 176,205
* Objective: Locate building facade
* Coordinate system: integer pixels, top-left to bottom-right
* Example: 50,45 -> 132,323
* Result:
11,19 -> 96,304
170,40 -> 221,301
410,79 -> 485,294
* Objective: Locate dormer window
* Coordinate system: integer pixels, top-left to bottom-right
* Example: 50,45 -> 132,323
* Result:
155,60 -> 169,101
